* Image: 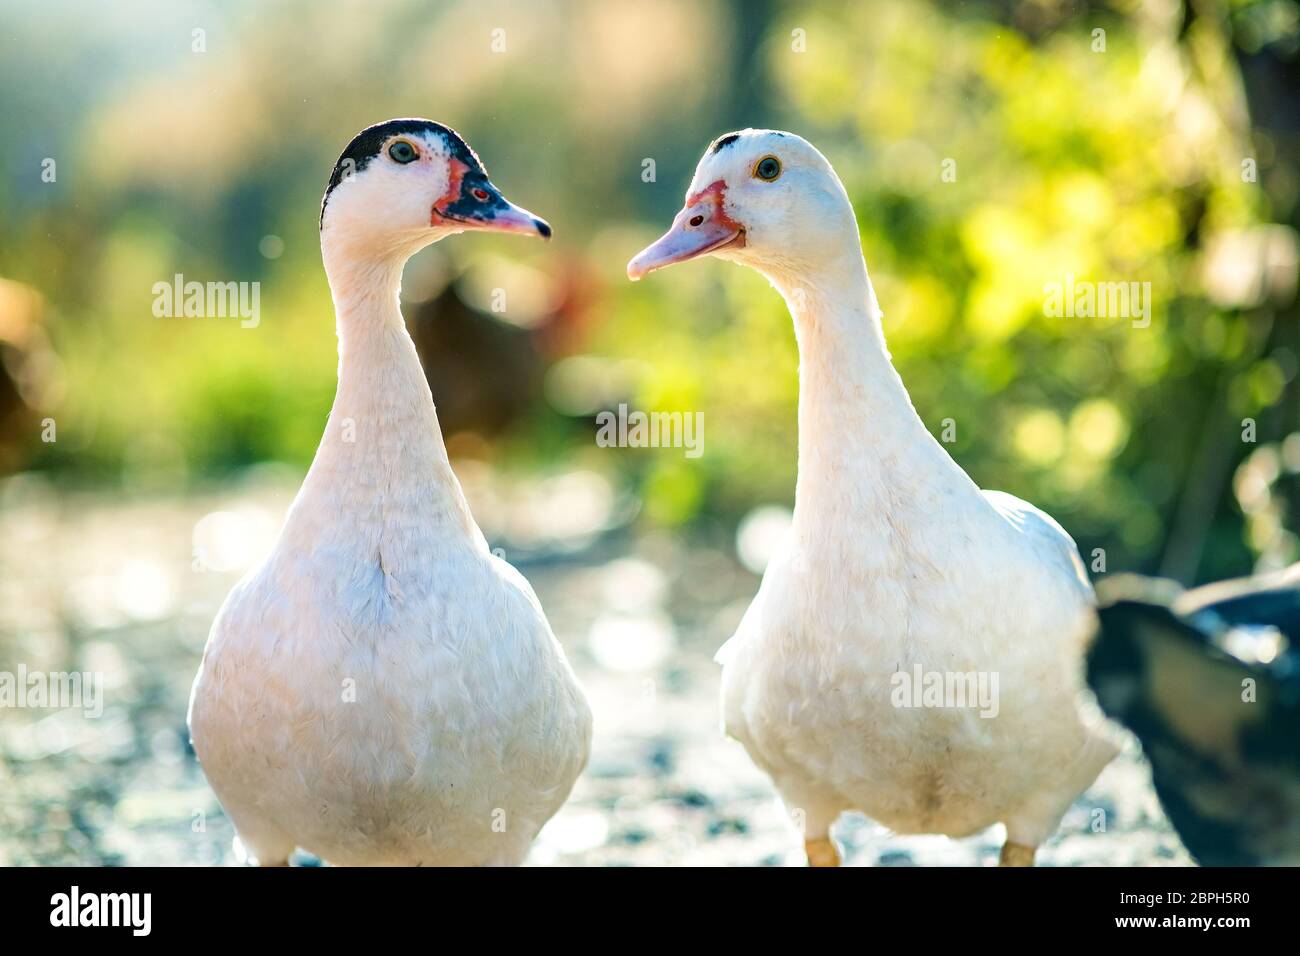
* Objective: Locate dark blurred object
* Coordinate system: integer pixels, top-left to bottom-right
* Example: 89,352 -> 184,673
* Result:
404,267 -> 595,441
0,277 -> 57,474
1089,569 -> 1300,866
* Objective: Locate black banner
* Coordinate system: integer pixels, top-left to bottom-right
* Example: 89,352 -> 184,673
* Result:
0,865 -> 1281,942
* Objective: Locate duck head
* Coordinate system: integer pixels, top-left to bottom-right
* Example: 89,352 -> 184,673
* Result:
320,118 -> 551,257
627,129 -> 859,285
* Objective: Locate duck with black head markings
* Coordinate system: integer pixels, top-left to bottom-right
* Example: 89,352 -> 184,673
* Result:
188,119 -> 589,867
630,128 -> 1120,868
319,117 -> 553,238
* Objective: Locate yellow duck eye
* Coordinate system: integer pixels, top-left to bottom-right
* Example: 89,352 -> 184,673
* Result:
388,141 -> 418,164
754,156 -> 782,181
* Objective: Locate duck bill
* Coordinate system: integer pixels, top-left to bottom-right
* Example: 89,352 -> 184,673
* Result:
627,211 -> 744,281
434,175 -> 553,239
466,197 -> 553,238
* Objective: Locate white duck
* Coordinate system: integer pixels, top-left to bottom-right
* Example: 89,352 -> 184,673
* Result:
628,129 -> 1118,866
189,119 -> 592,866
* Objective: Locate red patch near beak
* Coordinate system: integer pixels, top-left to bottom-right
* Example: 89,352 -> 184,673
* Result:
685,180 -> 740,229
626,178 -> 746,280
431,158 -> 470,225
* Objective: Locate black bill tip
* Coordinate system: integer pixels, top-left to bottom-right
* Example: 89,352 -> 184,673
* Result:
534,218 -> 553,240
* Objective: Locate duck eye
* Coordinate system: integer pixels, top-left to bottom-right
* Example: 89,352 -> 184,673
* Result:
388,141 -> 418,164
754,156 -> 782,181
471,187 -> 490,201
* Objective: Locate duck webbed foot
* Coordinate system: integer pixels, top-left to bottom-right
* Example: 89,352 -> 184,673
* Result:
805,837 -> 842,867
998,841 -> 1037,867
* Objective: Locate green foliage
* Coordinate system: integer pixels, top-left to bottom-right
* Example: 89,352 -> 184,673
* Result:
1,0 -> 1295,582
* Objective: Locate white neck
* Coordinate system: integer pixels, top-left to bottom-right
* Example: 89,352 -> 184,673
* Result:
759,246 -> 977,549
279,240 -> 485,574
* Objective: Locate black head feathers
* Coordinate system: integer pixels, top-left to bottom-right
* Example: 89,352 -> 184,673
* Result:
709,130 -> 787,155
710,132 -> 742,154
320,119 -> 485,228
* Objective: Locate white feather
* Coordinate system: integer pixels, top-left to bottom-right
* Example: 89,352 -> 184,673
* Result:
697,130 -> 1118,850
188,129 -> 590,866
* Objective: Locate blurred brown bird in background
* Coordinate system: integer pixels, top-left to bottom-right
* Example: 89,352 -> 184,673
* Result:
0,277 -> 62,474
402,258 -> 597,445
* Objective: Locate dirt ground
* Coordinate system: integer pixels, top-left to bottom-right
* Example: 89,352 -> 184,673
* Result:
0,471 -> 1193,866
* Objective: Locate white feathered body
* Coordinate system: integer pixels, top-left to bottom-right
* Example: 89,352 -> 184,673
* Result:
191,543 -> 589,866
722,486 -> 1114,844
718,273 -> 1116,848
189,274 -> 590,866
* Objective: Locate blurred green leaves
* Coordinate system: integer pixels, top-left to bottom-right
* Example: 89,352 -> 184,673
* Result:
1,0 -> 1296,583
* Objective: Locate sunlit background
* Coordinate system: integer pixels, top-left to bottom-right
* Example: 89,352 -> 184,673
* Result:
0,0 -> 1296,865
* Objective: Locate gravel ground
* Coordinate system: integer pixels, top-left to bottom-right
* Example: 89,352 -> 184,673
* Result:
0,471 -> 1193,866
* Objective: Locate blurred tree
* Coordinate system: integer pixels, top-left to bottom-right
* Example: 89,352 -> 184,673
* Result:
0,0 -> 1295,587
